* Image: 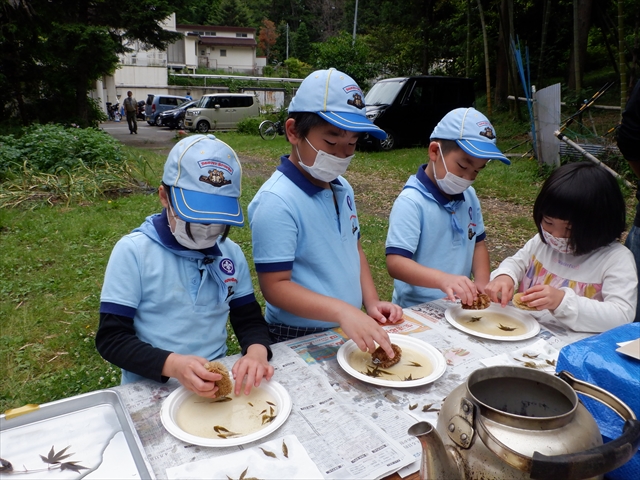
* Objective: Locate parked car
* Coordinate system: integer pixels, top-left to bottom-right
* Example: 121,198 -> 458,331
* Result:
358,76 -> 475,150
184,93 -> 260,133
157,100 -> 197,129
145,94 -> 189,126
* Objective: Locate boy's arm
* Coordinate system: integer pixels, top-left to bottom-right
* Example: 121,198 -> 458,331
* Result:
471,239 -> 490,292
228,299 -> 273,359
358,241 -> 403,324
386,254 -> 477,306
257,270 -> 395,357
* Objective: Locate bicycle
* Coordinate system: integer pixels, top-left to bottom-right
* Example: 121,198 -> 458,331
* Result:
259,119 -> 285,140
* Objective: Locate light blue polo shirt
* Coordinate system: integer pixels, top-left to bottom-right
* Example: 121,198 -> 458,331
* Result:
100,212 -> 256,384
385,164 -> 486,308
248,156 -> 362,328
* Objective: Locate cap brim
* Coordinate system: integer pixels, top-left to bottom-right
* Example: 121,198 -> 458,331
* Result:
171,187 -> 244,226
318,111 -> 387,140
457,139 -> 511,164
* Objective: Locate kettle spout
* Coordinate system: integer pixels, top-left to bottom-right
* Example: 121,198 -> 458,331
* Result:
409,421 -> 462,480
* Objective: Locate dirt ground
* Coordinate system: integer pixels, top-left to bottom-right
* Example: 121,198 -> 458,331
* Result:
103,123 -> 537,268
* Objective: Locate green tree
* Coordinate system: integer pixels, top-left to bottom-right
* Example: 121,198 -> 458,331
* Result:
1,0 -> 180,127
293,22 -> 312,63
313,31 -> 379,86
208,0 -> 253,27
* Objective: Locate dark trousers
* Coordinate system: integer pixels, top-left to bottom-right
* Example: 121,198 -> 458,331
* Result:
126,111 -> 137,133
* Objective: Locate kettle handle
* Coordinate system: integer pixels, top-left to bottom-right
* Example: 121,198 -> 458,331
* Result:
528,370 -> 640,480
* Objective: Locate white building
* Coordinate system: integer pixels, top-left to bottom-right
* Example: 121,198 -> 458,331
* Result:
91,14 -> 260,114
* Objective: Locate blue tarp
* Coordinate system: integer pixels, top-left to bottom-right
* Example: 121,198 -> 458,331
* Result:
557,323 -> 640,480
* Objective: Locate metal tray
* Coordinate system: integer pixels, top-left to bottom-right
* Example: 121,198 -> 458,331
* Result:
0,389 -> 155,479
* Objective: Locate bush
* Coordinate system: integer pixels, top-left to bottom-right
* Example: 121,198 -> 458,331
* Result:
0,124 -> 123,178
236,117 -> 262,135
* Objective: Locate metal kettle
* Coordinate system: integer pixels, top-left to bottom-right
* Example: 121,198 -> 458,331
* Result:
409,366 -> 640,480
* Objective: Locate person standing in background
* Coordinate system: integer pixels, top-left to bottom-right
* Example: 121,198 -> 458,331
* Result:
123,91 -> 138,134
617,80 -> 640,322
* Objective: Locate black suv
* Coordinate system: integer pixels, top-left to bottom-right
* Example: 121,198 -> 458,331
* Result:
359,76 -> 475,150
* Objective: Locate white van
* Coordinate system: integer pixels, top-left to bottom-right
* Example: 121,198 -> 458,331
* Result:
184,94 -> 259,133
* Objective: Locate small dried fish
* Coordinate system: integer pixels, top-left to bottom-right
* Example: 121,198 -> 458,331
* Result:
522,353 -> 539,359
266,401 -> 276,406
259,409 -> 267,415
409,404 -> 418,410
248,402 -> 253,407
406,361 -> 422,367
468,316 -> 482,323
259,448 -> 277,459
422,403 -> 439,413
523,361 -> 538,368
498,323 -> 517,331
214,426 -> 241,438
282,440 -> 289,458
261,414 -> 276,425
546,359 -> 556,366
210,396 -> 233,403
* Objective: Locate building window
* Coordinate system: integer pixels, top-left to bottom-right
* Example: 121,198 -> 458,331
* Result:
200,50 -> 205,56
220,49 -> 227,57
236,33 -> 247,38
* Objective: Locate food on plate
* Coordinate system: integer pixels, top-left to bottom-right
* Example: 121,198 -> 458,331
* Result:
461,293 -> 491,310
204,361 -> 233,398
512,292 -> 537,311
371,343 -> 402,368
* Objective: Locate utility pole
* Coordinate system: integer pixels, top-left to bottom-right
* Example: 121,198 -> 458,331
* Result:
352,0 -> 359,46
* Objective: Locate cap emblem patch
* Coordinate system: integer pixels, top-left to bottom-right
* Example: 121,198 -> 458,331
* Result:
347,92 -> 364,109
200,168 -> 231,187
479,127 -> 495,140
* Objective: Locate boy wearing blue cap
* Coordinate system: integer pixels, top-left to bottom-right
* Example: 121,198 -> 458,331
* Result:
386,107 -> 510,308
96,134 -> 273,397
248,68 -> 402,359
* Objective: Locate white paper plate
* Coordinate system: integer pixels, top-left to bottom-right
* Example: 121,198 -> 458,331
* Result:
336,333 -> 446,388
161,381 -> 292,447
444,303 -> 540,341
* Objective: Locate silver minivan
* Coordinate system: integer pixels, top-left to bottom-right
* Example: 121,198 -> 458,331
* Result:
184,94 -> 259,133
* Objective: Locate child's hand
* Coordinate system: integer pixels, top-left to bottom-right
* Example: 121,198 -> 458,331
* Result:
438,273 -> 478,306
485,275 -> 515,307
232,344 -> 274,396
366,301 -> 404,325
163,353 -> 222,398
521,285 -> 565,311
338,309 -> 394,359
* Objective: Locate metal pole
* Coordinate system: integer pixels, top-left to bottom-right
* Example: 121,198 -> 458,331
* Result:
352,0 -> 359,46
554,130 -> 633,188
286,23 -> 289,60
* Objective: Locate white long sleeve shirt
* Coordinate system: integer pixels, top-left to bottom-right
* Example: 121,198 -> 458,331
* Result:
490,235 -> 637,332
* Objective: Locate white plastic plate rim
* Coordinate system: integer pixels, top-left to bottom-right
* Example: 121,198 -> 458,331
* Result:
444,304 -> 540,341
160,380 -> 292,447
336,333 -> 447,388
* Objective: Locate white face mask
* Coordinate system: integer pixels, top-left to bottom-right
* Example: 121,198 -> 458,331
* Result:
297,137 -> 354,183
433,143 -> 474,195
168,204 -> 225,250
541,228 -> 574,254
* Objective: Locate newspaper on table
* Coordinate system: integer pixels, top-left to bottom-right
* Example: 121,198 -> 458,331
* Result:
115,299 -> 592,479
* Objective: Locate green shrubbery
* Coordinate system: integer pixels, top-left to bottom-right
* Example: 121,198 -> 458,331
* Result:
0,124 -> 149,207
236,117 -> 262,135
0,124 -> 123,179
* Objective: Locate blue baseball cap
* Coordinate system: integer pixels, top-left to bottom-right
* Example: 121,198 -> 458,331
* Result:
430,107 -> 510,164
288,68 -> 387,140
162,134 -> 244,226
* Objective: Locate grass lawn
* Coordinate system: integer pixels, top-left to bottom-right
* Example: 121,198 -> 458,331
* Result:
0,107 -> 634,412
